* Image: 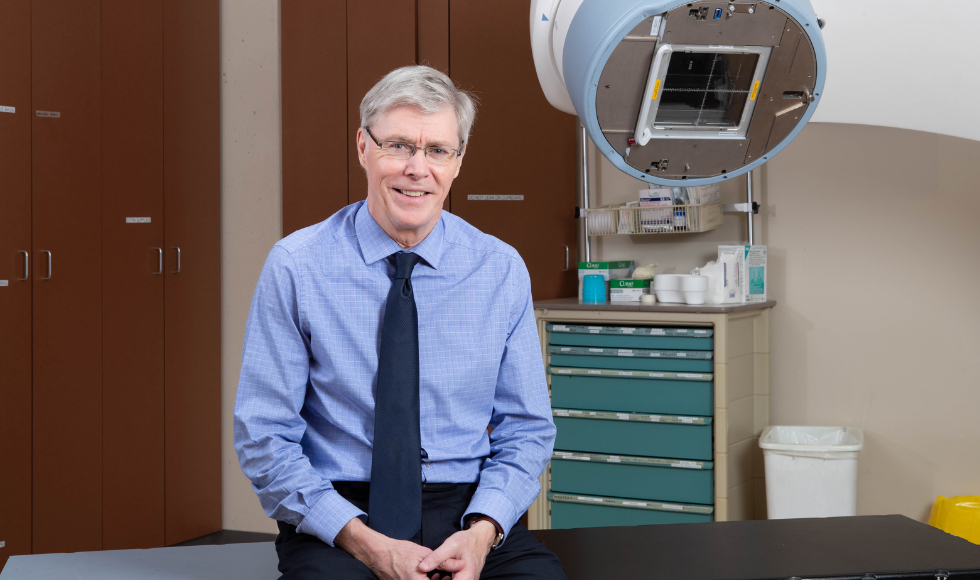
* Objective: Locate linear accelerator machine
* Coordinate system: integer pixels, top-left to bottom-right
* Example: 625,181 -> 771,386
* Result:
530,0 -> 826,251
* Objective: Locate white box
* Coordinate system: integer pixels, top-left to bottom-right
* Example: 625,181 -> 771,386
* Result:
717,245 -> 767,303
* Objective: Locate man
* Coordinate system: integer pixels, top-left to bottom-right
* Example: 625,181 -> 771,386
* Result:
234,65 -> 566,580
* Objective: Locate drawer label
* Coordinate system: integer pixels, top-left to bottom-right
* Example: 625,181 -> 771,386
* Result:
553,325 -> 568,331
623,501 -> 647,507
661,504 -> 684,511
577,496 -> 603,502
617,371 -> 633,376
616,413 -> 630,420
0,280 -> 8,287
588,348 -> 603,352
0,106 -> 14,114
587,370 -> 601,374
552,452 -> 709,470
560,347 -> 571,351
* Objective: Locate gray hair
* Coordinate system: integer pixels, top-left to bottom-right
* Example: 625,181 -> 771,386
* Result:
359,65 -> 478,146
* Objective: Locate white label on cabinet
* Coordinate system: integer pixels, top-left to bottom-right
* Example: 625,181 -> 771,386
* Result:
125,217 -> 152,224
0,540 -> 5,548
680,417 -> 696,424
552,325 -> 568,331
660,504 -> 684,511
623,501 -> 647,507
0,106 -> 14,114
466,195 -> 524,201
606,456 -> 621,463
0,281 -> 8,287
621,328 -> 635,334
560,347 -> 571,351
588,370 -> 601,374
36,110 -> 60,118
672,461 -> 700,469
616,413 -> 630,420
588,348 -> 603,352
577,496 -> 603,503
676,352 -> 687,357
618,371 -> 633,376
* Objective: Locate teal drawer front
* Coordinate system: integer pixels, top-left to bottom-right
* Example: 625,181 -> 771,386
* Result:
549,332 -> 713,351
553,411 -> 713,460
550,453 -> 714,504
550,374 -> 713,416
550,353 -> 713,373
548,493 -> 713,529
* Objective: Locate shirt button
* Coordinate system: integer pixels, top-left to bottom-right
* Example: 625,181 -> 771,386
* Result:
424,461 -> 431,467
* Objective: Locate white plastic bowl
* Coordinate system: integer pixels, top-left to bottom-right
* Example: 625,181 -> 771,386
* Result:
653,274 -> 683,290
680,275 -> 708,291
655,289 -> 685,303
683,290 -> 707,305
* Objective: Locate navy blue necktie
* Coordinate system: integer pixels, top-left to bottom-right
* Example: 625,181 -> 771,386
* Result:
369,251 -> 423,540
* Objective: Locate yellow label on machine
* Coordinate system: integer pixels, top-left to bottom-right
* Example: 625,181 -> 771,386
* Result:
749,80 -> 761,101
652,79 -> 662,100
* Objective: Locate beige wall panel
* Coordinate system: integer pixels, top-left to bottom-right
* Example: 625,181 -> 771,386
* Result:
713,364 -> 727,410
714,497 -> 728,522
754,353 -> 770,395
755,478 -> 768,520
725,316 -> 755,360
219,0 -> 282,534
727,395 -> 756,447
714,408 -> 728,451
727,480 -> 755,522
754,394 -> 770,437
754,308 -> 770,353
714,452 -> 727,500
726,354 -> 754,403
727,437 -> 756,491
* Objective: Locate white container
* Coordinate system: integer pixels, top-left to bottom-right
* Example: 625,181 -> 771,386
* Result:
759,426 -> 864,520
653,274 -> 684,304
679,275 -> 708,305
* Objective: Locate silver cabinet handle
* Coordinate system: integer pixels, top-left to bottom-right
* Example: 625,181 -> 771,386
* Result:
563,245 -> 570,271
172,246 -> 181,273
152,247 -> 163,274
41,250 -> 51,280
18,251 -> 28,280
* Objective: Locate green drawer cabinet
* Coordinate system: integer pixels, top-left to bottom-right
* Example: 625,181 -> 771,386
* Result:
547,493 -> 714,529
550,452 -> 714,505
529,301 -> 774,529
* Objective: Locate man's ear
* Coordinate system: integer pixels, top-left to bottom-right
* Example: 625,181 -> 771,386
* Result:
356,127 -> 368,169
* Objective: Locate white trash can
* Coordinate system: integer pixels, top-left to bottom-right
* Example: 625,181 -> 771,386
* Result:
759,426 -> 864,519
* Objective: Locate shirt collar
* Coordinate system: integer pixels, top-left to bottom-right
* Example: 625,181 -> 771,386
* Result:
354,201 -> 444,270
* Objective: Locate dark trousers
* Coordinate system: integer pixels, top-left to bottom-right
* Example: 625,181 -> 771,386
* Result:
275,482 -> 567,579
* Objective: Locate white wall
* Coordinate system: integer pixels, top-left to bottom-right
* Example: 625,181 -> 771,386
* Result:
220,0 -> 282,534
588,122 -> 980,521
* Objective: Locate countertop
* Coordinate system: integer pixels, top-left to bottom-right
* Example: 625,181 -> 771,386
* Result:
533,297 -> 776,314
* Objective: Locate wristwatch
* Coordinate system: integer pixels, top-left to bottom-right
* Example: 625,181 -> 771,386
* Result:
464,513 -> 504,549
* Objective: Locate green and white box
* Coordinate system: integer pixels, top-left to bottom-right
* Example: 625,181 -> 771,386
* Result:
578,261 -> 633,300
718,245 -> 767,303
609,279 -> 650,302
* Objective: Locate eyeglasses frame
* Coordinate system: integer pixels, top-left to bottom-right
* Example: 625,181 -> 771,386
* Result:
363,126 -> 463,164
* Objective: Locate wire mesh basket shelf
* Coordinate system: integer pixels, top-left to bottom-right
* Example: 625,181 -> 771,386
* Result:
583,202 -> 723,236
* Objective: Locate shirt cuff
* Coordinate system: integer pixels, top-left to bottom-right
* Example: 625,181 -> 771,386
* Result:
462,487 -> 520,546
295,489 -> 367,547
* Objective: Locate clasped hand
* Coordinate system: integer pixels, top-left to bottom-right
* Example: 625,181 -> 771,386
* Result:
336,517 -> 497,580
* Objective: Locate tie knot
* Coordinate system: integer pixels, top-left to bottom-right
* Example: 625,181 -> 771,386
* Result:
392,252 -> 422,280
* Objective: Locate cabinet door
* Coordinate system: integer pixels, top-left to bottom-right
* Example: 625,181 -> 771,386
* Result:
163,0 -> 222,545
346,0 -> 418,203
0,0 -> 33,567
449,1 -> 578,300
281,0 -> 349,235
31,0 -> 103,554
102,0 -> 166,550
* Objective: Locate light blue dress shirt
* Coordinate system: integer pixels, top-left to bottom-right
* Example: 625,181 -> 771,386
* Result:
234,201 -> 556,547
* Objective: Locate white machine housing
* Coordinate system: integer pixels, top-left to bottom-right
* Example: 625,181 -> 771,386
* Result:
531,0 -> 827,186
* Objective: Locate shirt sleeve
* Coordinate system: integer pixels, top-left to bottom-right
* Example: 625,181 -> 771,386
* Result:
463,256 -> 556,545
233,245 -> 365,546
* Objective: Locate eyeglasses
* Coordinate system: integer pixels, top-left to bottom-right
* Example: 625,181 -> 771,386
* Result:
364,126 -> 462,166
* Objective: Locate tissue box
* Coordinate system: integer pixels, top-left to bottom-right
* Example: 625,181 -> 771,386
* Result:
578,261 -> 633,300
717,245 -> 767,303
609,279 -> 651,302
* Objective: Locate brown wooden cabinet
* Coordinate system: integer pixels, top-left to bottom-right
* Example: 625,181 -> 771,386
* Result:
0,0 -> 34,568
0,0 -> 220,564
31,0 -> 105,555
281,0 -> 578,301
